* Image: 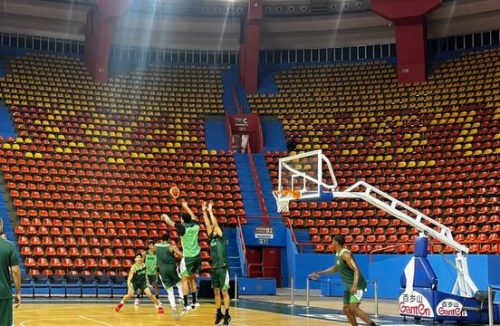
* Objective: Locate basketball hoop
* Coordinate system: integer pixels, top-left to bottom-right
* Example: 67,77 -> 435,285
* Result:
272,190 -> 300,213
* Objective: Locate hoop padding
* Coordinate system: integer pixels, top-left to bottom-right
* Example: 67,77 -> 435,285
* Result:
273,190 -> 300,213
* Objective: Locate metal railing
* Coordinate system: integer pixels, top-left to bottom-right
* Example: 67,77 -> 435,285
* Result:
246,142 -> 270,225
231,85 -> 243,114
488,285 -> 498,326
236,216 -> 248,277
286,218 -> 315,253
305,277 -> 379,318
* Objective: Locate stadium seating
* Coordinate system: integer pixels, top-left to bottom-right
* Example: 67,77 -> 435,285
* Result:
0,54 -> 247,276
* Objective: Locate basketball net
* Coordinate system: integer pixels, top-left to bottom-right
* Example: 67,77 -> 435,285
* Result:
272,190 -> 299,213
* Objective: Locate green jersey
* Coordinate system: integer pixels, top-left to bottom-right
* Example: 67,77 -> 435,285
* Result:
210,234 -> 227,269
0,238 -> 18,299
132,263 -> 147,285
336,248 -> 366,290
181,223 -> 200,258
155,242 -> 176,266
145,251 -> 157,276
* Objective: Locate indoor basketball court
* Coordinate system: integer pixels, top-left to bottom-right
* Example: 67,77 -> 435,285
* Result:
0,0 -> 499,326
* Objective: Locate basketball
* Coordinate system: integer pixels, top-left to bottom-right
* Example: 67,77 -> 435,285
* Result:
169,184 -> 180,198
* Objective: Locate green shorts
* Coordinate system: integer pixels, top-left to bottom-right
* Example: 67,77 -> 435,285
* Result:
131,281 -> 147,293
147,274 -> 158,287
159,264 -> 181,288
343,289 -> 364,304
0,297 -> 13,326
211,267 -> 230,291
180,255 -> 201,277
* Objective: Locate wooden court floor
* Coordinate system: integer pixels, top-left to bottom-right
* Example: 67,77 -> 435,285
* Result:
14,302 -> 342,326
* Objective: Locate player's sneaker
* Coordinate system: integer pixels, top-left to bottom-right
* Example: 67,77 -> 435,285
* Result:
222,314 -> 232,326
172,308 -> 180,320
134,299 -> 140,306
191,302 -> 201,310
214,311 -> 224,325
115,302 -> 124,313
157,305 -> 164,314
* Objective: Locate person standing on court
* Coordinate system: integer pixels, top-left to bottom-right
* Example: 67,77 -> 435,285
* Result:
0,218 -> 21,326
201,200 -> 231,326
309,234 -> 377,326
144,240 -> 161,301
155,232 -> 184,320
115,254 -> 164,314
162,200 -> 202,313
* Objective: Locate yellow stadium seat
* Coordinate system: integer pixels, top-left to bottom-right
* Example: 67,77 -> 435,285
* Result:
483,149 -> 492,155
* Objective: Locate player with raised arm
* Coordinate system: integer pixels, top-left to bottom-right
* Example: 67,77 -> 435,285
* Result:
162,200 -> 201,314
202,201 -> 231,326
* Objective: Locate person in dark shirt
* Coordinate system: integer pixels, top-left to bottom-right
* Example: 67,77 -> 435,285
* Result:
0,218 -> 21,326
287,137 -> 297,151
309,235 -> 377,326
202,201 -> 231,326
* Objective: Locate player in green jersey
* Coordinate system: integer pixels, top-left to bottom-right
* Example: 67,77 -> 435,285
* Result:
309,235 -> 377,326
202,201 -> 231,326
156,232 -> 184,320
162,200 -> 201,313
0,218 -> 21,326
144,240 -> 160,300
115,254 -> 164,314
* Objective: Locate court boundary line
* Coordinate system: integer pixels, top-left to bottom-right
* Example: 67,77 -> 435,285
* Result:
78,315 -> 114,326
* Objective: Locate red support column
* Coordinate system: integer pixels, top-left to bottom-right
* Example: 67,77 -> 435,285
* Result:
239,0 -> 262,94
84,0 -> 132,83
372,0 -> 441,83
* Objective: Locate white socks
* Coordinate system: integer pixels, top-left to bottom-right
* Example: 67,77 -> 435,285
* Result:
167,287 -> 176,309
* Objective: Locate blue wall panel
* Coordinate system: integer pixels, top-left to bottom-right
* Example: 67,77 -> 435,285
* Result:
294,253 -> 500,299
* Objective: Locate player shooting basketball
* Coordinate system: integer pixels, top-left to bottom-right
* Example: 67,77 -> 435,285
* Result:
162,200 -> 202,314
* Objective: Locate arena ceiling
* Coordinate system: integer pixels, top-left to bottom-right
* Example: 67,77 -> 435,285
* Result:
0,0 -> 499,50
